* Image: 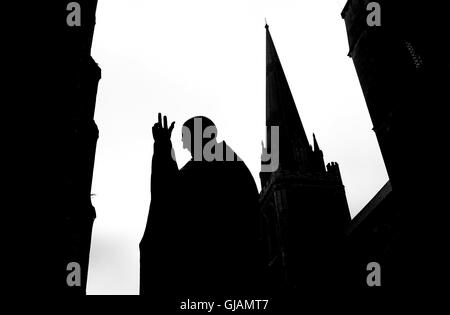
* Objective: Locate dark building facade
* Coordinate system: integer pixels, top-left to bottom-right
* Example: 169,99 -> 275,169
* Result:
15,1 -> 102,295
259,25 -> 351,292
58,0 -> 101,295
341,0 -> 449,287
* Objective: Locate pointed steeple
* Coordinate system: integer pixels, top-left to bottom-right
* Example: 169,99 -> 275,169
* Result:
313,133 -> 320,152
312,133 -> 326,173
265,25 -> 310,173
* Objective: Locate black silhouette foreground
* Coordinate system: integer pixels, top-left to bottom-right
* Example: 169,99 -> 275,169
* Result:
11,1 -> 101,295
140,114 -> 262,302
10,0 -> 448,301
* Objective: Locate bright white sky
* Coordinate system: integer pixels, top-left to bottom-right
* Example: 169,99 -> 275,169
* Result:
87,0 -> 388,295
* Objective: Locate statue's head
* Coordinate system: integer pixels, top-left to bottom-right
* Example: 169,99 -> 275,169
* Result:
182,116 -> 217,158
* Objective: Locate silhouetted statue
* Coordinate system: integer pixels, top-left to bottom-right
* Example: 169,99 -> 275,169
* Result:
140,114 -> 261,300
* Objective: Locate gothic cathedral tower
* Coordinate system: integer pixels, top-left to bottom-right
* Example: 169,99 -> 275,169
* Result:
259,25 -> 351,290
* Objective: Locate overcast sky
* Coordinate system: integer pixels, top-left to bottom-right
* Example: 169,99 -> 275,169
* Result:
87,0 -> 388,295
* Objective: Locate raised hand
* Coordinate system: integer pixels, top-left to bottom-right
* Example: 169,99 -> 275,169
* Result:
152,113 -> 175,144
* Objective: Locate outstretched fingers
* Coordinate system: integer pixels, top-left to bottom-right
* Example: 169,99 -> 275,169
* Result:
155,113 -> 174,137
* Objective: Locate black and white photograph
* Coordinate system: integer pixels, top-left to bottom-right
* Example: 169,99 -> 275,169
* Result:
6,0 -> 450,309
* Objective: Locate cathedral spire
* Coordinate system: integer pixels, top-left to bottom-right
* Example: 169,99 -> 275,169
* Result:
265,25 -> 310,172
313,133 -> 320,151
312,133 -> 326,173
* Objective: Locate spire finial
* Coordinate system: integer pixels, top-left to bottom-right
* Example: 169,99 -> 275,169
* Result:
265,18 -> 269,29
